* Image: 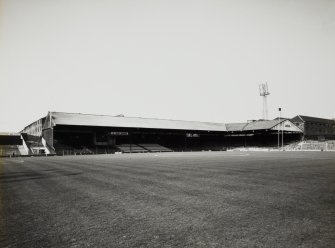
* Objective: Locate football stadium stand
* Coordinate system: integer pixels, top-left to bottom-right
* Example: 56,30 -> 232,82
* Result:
286,140 -> 335,151
0,145 -> 21,157
0,133 -> 28,157
13,111 -> 335,156
5,112 -> 335,156
28,111 -> 302,155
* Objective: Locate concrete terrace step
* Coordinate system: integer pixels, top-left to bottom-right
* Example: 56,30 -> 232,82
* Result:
116,144 -> 148,153
138,144 -> 173,152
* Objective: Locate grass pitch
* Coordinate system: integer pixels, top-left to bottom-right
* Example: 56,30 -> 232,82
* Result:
1,151 -> 335,247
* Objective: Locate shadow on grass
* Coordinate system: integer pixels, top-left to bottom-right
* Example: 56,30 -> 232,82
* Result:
0,169 -> 82,183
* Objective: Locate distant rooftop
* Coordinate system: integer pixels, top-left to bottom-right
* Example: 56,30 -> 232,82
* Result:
291,115 -> 335,124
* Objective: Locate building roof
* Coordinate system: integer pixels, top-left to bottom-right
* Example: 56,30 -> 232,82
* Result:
243,119 -> 281,131
48,112 -> 228,132
36,111 -> 303,133
225,123 -> 248,132
224,119 -> 302,132
273,117 -> 290,120
225,120 -> 281,132
291,115 -> 335,124
0,132 -> 21,136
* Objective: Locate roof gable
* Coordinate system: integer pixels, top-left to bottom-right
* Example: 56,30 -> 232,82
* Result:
271,120 -> 302,132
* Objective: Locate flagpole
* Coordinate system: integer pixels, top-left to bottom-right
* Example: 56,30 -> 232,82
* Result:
278,108 -> 281,150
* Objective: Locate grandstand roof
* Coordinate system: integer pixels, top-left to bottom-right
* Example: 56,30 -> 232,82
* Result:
243,119 -> 281,131
0,132 -> 21,136
48,112 -> 228,132
37,112 -> 303,133
224,119 -> 301,132
225,123 -> 248,132
226,120 -> 281,132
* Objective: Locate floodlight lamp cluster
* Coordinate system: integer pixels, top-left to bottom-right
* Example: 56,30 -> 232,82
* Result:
259,82 -> 270,96
259,82 -> 270,120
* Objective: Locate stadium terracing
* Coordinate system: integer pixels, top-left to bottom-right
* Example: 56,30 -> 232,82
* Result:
0,111 -> 303,156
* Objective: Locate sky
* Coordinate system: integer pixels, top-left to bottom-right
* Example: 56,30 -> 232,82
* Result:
0,0 -> 334,132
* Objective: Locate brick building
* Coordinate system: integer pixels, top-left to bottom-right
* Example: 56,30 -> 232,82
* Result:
291,115 -> 335,140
